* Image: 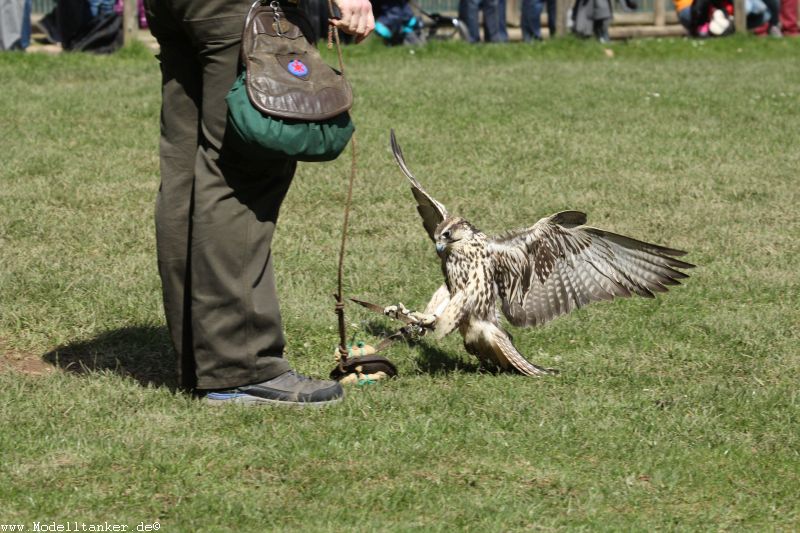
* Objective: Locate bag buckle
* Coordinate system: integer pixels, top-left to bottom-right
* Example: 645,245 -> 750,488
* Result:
270,0 -> 286,35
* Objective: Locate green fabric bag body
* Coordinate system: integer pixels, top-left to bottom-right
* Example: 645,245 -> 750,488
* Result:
225,0 -> 355,163
226,72 -> 354,162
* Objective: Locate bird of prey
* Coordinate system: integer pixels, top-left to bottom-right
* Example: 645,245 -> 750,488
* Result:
383,130 -> 694,376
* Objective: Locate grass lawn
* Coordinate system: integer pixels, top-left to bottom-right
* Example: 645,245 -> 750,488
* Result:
1,36 -> 799,531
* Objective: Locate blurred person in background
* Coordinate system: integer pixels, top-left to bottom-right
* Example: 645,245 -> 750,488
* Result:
521,0 -> 556,41
459,0 -> 503,41
491,0 -> 509,41
0,0 -> 31,50
572,0 -> 613,41
780,0 -> 798,34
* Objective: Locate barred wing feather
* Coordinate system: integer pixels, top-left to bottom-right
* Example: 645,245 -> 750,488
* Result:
390,129 -> 448,242
489,211 -> 694,327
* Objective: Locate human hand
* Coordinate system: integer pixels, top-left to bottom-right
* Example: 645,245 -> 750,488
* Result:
330,0 -> 374,43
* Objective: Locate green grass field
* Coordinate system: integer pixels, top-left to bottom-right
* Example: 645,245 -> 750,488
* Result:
1,36 -> 799,531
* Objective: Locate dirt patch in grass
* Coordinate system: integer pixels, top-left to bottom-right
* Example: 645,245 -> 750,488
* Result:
0,337 -> 55,376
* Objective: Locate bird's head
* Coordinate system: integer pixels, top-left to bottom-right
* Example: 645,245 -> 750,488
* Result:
434,218 -> 477,255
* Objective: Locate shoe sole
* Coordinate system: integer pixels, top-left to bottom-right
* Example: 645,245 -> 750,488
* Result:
204,392 -> 343,408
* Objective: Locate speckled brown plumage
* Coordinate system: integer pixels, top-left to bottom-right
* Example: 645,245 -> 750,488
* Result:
388,131 -> 694,376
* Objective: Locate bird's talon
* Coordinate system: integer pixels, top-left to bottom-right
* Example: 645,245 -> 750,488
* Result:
409,312 -> 436,327
384,303 -> 415,322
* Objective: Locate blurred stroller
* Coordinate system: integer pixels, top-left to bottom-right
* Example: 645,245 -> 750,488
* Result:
415,0 -> 471,41
373,0 -> 470,45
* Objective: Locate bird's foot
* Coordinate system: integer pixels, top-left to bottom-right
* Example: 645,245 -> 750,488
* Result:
384,304 -> 437,328
383,303 -> 411,321
408,311 -> 437,328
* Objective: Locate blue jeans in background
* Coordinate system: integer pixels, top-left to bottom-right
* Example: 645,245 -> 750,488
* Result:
88,0 -> 115,17
459,0 -> 502,42
20,0 -> 31,49
494,0 -> 509,40
521,0 -> 556,40
677,6 -> 691,29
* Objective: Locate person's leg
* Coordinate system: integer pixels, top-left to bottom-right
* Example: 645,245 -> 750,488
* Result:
593,0 -> 613,40
677,6 -> 692,29
594,18 -> 610,40
147,0 -> 341,404
146,0 -> 293,390
521,0 -> 536,40
481,0 -> 501,40
145,1 -> 203,390
398,3 -> 421,44
496,0 -> 509,40
572,0 -> 593,36
546,0 -> 556,35
19,0 -> 31,49
760,0 -> 782,30
459,0 -> 481,42
780,0 -> 798,33
174,1 -> 295,390
374,1 -> 400,43
532,0 -> 545,38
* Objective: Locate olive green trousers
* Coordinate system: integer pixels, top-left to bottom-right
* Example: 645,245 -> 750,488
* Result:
145,0 -> 294,390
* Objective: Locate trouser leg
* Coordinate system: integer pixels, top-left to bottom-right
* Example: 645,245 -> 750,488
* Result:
481,0 -> 501,41
546,0 -> 557,34
677,6 -> 692,29
496,0 -> 509,40
21,0 -> 32,49
533,0 -> 545,38
761,0 -> 780,26
459,0 -> 481,42
780,0 -> 798,33
144,3 -> 201,389
190,15 -> 295,390
146,0 -> 293,390
594,18 -> 610,39
521,0 -> 535,39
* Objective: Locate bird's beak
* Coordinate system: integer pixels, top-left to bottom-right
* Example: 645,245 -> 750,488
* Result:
435,242 -> 445,253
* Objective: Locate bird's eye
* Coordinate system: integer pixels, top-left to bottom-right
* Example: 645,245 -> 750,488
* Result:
442,230 -> 451,239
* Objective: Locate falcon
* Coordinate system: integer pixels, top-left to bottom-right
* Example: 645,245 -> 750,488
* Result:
383,130 -> 694,376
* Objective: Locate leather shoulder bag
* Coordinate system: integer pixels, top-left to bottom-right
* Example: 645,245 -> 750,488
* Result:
225,0 -> 355,162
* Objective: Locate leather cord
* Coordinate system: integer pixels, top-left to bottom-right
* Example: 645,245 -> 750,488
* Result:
326,8 -> 356,362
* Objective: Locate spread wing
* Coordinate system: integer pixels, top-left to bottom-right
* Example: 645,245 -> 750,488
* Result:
390,129 -> 448,242
489,211 -> 695,327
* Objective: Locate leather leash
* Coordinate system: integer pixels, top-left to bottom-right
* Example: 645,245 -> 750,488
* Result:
325,7 -> 357,367
323,10 -> 398,382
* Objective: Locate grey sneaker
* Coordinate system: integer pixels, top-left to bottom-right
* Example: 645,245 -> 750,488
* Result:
768,25 -> 783,38
205,371 -> 344,407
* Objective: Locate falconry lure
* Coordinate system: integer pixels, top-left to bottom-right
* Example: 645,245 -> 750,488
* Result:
379,130 -> 694,376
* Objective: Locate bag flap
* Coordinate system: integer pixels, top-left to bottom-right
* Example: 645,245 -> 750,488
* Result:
241,2 -> 353,121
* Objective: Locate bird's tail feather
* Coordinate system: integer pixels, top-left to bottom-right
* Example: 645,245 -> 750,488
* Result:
490,325 -> 554,376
